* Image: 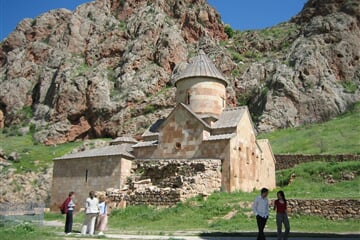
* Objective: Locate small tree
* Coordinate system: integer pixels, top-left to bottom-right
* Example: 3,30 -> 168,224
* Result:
224,24 -> 234,38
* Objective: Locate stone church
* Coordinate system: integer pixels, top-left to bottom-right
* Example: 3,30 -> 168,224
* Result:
51,51 -> 275,209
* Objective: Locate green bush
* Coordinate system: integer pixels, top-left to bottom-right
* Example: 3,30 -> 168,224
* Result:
341,80 -> 358,93
224,25 -> 235,38
224,25 -> 234,38
230,52 -> 243,62
143,105 -> 156,114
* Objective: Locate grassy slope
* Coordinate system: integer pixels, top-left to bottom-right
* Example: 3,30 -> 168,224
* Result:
276,161 -> 360,199
0,133 -> 82,172
106,184 -> 359,233
104,160 -> 359,233
258,102 -> 360,154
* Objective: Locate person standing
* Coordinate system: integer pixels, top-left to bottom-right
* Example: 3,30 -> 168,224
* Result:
63,191 -> 76,235
253,188 -> 269,240
81,191 -> 99,235
96,195 -> 108,236
274,191 -> 290,240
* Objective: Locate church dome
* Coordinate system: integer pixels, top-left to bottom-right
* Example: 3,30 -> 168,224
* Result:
172,50 -> 228,87
173,50 -> 228,117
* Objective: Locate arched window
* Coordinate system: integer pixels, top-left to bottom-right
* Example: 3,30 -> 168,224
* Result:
187,92 -> 191,105
85,169 -> 88,182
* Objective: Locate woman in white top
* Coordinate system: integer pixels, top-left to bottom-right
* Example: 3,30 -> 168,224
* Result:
81,191 -> 99,235
96,195 -> 108,236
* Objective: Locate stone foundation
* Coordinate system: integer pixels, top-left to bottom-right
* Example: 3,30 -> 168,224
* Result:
287,199 -> 360,220
275,154 -> 360,170
105,158 -> 222,206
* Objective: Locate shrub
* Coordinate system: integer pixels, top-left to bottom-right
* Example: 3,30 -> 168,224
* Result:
119,20 -> 127,30
224,25 -> 234,38
230,52 -> 243,62
341,80 -> 358,93
143,105 -> 155,114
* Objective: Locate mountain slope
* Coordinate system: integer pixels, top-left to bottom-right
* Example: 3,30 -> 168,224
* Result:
228,0 -> 360,131
0,0 -> 359,144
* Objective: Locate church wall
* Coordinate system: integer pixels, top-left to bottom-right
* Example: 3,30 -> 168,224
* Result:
133,145 -> 157,159
257,140 -> 276,190
150,107 -> 205,159
199,139 -> 231,191
50,156 -> 132,211
176,77 -> 226,116
227,111 -> 273,192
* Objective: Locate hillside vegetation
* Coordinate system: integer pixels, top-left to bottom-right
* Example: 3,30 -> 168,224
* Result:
259,102 -> 360,154
0,133 -> 81,173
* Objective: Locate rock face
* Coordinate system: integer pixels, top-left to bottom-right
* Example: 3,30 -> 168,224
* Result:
0,0 -> 231,145
231,0 -> 360,131
0,0 -> 359,143
0,168 -> 52,204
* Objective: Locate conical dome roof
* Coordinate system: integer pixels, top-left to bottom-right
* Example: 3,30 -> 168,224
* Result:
172,50 -> 228,86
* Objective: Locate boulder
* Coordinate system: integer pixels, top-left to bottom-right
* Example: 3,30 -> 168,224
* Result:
8,152 -> 20,162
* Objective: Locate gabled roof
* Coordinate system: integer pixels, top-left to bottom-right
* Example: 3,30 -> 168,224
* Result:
172,50 -> 228,86
54,144 -> 134,160
158,103 -> 211,132
132,140 -> 158,148
110,136 -> 138,145
204,133 -> 235,141
212,106 -> 247,129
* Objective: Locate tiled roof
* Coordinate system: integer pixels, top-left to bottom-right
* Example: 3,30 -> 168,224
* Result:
132,140 -> 158,148
54,144 -> 134,160
204,133 -> 235,141
212,107 -> 247,129
172,50 -> 228,86
110,136 -> 138,145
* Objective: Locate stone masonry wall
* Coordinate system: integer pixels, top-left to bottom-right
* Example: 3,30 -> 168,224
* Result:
51,156 -> 132,211
106,158 -> 222,207
275,154 -> 360,170
287,199 -> 360,220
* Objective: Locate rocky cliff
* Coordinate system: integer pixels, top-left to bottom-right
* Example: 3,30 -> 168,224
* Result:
0,0 -> 359,144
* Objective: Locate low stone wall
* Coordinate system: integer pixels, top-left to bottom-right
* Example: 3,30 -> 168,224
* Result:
107,187 -> 181,207
287,199 -> 360,220
106,158 -> 222,207
275,154 -> 360,170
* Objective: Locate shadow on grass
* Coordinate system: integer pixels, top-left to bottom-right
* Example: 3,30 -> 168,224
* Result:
199,232 -> 360,239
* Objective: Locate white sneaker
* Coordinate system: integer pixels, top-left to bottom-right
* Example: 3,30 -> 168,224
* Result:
98,232 -> 104,236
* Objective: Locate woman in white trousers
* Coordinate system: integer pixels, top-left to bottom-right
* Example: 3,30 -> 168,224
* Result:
81,191 -> 99,235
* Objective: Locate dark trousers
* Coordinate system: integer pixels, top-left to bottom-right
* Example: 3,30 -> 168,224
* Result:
276,213 -> 290,240
65,210 -> 73,233
256,215 -> 268,240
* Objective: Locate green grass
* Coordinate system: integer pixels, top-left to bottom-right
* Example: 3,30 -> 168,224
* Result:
258,102 -> 360,154
105,160 -> 360,232
0,224 -> 63,240
277,161 -> 360,199
0,132 -> 82,173
107,190 -> 359,233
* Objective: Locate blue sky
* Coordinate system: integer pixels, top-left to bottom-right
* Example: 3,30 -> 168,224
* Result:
208,0 -> 307,30
0,0 -> 307,40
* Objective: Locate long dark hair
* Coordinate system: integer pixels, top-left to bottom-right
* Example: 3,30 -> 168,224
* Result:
277,190 -> 287,204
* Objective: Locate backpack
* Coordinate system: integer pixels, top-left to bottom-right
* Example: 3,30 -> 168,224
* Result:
60,197 -> 71,214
